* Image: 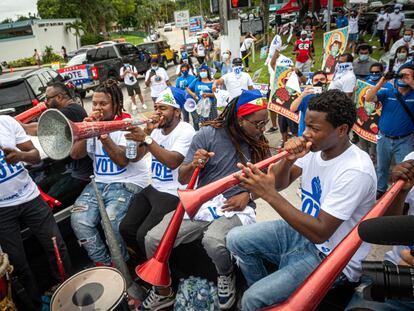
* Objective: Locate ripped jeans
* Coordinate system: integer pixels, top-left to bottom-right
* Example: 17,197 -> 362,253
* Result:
71,182 -> 143,265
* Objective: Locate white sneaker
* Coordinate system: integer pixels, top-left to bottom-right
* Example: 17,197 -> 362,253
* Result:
142,103 -> 148,110
217,273 -> 236,309
136,287 -> 175,311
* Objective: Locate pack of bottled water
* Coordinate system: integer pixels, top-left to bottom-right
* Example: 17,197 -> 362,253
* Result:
174,276 -> 219,311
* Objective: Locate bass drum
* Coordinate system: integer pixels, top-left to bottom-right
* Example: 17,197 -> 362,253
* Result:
50,267 -> 129,311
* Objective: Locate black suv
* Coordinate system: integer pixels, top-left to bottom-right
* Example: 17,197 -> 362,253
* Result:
0,68 -> 81,115
85,43 -> 151,82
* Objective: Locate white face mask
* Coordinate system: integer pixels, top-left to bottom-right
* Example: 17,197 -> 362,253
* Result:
222,53 -> 229,61
403,35 -> 412,43
199,71 -> 208,79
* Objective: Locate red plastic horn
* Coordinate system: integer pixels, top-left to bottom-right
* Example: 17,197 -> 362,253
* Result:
15,102 -> 47,123
261,179 -> 405,311
178,151 -> 289,219
37,109 -> 147,160
52,236 -> 67,283
136,167 -> 201,286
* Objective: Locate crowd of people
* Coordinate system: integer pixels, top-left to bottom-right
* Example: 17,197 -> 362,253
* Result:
2,4 -> 414,311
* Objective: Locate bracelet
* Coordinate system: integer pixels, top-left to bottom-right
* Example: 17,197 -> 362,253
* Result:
249,192 -> 255,202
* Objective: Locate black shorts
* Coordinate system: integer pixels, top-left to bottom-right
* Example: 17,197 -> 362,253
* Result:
126,82 -> 141,96
278,115 -> 298,134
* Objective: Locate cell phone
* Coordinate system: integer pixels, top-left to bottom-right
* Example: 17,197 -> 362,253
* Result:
313,87 -> 323,94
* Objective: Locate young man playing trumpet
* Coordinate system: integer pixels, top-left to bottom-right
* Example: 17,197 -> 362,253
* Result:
70,80 -> 150,266
227,90 -> 377,310
141,89 -> 270,310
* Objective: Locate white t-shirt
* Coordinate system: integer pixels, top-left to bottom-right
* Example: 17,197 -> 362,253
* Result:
295,145 -> 377,282
150,122 -> 195,196
387,12 -> 405,30
328,70 -> 356,93
349,16 -> 359,34
145,67 -> 169,98
0,116 -> 39,207
221,71 -> 254,101
389,37 -> 414,58
376,13 -> 389,30
240,38 -> 254,52
195,44 -> 206,57
87,131 -> 150,188
120,65 -> 138,86
384,152 -> 414,265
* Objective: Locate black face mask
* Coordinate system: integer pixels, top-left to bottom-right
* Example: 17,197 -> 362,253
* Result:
314,81 -> 327,90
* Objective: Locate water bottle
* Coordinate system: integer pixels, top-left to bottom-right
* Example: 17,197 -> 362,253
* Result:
194,288 -> 209,310
125,139 -> 137,159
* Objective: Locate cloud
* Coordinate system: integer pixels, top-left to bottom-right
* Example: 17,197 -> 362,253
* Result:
0,0 -> 38,21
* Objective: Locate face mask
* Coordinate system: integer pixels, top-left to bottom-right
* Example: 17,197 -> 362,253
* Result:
301,35 -> 307,40
151,66 -> 158,70
403,35 -> 412,42
124,63 -> 130,67
233,66 -> 243,77
359,54 -> 369,62
199,71 -> 208,79
331,44 -> 339,56
313,81 -> 327,90
396,79 -> 408,88
222,53 -> 229,61
369,73 -> 381,82
380,10 -> 385,14
182,70 -> 189,77
397,52 -> 407,60
395,9 -> 400,13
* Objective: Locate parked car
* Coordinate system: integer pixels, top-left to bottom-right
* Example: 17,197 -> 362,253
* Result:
164,23 -> 173,32
57,53 -> 100,98
136,40 -> 178,69
67,45 -> 95,60
196,28 -> 219,40
184,36 -> 198,56
0,68 -> 83,115
85,43 -> 151,82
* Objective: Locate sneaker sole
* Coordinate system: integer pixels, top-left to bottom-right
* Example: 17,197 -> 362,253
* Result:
145,299 -> 175,311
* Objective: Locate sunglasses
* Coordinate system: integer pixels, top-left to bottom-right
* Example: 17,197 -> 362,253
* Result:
243,118 -> 269,130
45,93 -> 62,102
369,71 -> 381,74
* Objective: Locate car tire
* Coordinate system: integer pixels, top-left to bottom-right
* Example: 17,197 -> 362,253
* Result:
173,54 -> 178,65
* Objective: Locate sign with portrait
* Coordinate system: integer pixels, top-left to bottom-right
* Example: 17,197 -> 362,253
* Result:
321,27 -> 349,78
352,80 -> 381,143
268,65 -> 300,123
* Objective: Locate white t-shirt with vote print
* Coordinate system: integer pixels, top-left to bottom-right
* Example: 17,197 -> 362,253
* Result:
87,131 -> 150,188
150,121 -> 195,196
295,144 -> 376,282
0,116 -> 39,207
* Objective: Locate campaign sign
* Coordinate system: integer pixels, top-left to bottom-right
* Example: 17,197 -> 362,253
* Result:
352,79 -> 381,143
268,65 -> 300,123
57,64 -> 90,86
189,16 -> 203,33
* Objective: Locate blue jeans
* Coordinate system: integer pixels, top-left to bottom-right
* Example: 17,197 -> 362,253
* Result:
227,220 -> 341,311
376,133 -> 414,192
71,182 -> 142,265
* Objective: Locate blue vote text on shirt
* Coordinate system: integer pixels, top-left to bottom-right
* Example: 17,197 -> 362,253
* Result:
95,146 -> 126,176
0,149 -> 24,184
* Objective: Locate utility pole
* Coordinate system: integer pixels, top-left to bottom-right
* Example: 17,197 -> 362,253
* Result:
219,0 -> 241,58
327,0 -> 332,32
199,0 -> 204,18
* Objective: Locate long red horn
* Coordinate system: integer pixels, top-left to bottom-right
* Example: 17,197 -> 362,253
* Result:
51,236 -> 66,283
178,151 -> 289,219
136,167 -> 201,286
15,102 -> 47,123
37,109 -> 147,160
261,179 -> 405,311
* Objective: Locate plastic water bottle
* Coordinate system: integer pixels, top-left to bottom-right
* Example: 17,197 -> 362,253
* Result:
125,139 -> 137,159
194,288 -> 209,310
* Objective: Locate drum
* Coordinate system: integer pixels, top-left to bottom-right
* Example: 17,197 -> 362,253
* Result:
50,267 -> 129,311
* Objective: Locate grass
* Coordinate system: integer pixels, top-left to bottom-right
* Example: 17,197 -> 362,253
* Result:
110,34 -> 145,45
249,29 -> 384,84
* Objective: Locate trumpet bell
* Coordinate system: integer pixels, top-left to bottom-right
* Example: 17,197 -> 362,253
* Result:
38,109 -> 73,160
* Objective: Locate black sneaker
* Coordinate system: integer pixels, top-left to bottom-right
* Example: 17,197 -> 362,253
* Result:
137,287 -> 175,311
265,127 -> 278,134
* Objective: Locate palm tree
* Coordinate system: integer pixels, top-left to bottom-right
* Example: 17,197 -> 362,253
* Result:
65,19 -> 85,49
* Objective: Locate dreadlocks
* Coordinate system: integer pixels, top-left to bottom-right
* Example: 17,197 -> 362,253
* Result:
203,97 -> 270,163
94,79 -> 124,117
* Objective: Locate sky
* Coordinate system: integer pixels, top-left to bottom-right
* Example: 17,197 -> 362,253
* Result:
0,0 -> 38,22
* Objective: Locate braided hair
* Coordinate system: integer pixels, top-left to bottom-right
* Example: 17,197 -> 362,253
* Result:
94,79 -> 124,117
203,97 -> 270,163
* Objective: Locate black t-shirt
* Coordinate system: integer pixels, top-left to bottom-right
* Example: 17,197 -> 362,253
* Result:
59,103 -> 92,180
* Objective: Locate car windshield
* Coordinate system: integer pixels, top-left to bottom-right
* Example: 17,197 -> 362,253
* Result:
139,44 -> 158,54
66,54 -> 86,67
0,80 -> 32,106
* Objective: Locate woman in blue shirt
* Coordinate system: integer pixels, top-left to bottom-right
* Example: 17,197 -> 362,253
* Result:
186,64 -> 217,130
176,63 -> 196,122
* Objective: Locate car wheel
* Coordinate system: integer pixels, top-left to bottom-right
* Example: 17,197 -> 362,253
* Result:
162,58 -> 168,69
73,93 -> 84,107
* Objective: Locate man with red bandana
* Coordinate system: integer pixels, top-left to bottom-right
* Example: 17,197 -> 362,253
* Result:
141,89 -> 271,311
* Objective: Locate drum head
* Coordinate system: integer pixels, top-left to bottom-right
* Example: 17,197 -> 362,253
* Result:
51,267 -> 126,311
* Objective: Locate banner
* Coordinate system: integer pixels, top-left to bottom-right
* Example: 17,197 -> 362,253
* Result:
321,27 -> 349,77
253,83 -> 269,97
268,65 -> 300,123
352,80 -> 381,143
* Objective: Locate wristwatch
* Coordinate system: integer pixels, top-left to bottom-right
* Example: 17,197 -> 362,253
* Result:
144,136 -> 153,145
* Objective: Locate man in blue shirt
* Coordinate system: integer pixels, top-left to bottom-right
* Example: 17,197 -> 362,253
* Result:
365,63 -> 414,199
290,71 -> 328,136
336,9 -> 349,29
175,63 -> 196,122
